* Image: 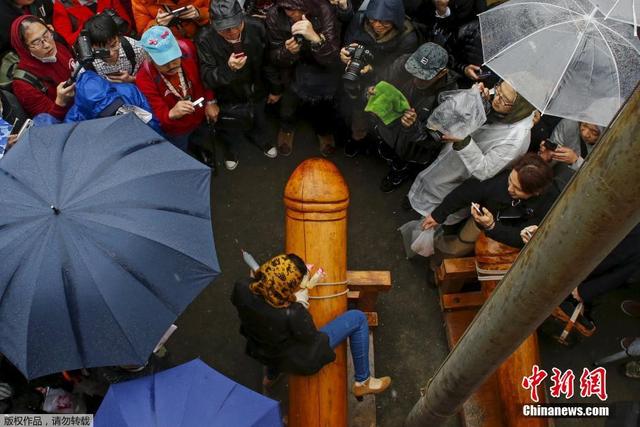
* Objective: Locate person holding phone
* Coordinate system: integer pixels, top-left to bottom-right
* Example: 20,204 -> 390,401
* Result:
136,26 -> 217,164
83,13 -> 146,83
10,16 -> 76,120
541,119 -> 604,171
132,0 -> 209,39
197,0 -> 281,169
420,153 -> 557,255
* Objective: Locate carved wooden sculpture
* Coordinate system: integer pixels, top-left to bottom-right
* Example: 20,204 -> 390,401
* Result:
284,158 -> 349,427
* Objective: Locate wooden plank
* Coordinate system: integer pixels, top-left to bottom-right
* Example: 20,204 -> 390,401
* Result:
348,331 -> 377,427
347,271 -> 392,292
441,291 -> 485,311
444,310 -> 506,427
348,290 -> 360,300
364,312 -> 378,327
438,258 -> 477,280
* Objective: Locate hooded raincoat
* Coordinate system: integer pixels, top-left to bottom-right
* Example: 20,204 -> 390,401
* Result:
64,70 -> 161,133
10,16 -> 75,119
344,0 -> 418,73
408,94 -> 536,221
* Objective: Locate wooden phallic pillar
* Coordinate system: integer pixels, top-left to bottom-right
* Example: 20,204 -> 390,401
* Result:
284,158 -> 350,427
475,234 -> 547,427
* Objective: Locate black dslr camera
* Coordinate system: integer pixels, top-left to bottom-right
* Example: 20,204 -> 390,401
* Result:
73,31 -> 111,66
342,44 -> 374,81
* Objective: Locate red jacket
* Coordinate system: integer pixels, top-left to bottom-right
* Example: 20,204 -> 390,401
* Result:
53,0 -> 134,46
10,16 -> 75,119
135,40 -> 215,136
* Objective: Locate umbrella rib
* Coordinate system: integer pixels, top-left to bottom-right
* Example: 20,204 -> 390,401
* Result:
67,228 -> 155,362
479,1 -> 586,16
71,219 -> 184,315
603,0 -> 622,18
0,170 -> 49,207
591,21 -> 623,102
483,17 -> 585,65
71,215 -> 215,274
64,169 -> 206,211
72,203 -> 210,221
592,19 -> 640,54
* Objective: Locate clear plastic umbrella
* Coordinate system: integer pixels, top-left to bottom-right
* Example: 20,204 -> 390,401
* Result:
479,0 -> 640,126
589,0 -> 639,27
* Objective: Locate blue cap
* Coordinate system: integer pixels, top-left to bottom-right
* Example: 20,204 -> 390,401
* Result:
140,26 -> 181,66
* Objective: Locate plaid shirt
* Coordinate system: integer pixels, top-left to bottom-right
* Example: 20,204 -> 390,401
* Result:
92,37 -> 146,77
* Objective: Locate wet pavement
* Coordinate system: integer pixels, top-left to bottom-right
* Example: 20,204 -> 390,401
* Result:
165,120 -> 639,427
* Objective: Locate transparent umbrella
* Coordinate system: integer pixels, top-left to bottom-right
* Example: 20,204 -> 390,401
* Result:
479,0 -> 640,126
589,0 -> 639,27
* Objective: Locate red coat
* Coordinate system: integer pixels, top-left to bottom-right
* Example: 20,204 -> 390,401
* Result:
10,16 -> 75,119
135,40 -> 215,136
53,0 -> 134,46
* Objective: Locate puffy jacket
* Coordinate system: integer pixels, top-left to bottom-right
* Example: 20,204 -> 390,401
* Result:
265,0 -> 341,101
135,40 -> 215,136
64,70 -> 161,133
132,0 -> 209,39
196,17 -> 282,104
52,0 -> 134,46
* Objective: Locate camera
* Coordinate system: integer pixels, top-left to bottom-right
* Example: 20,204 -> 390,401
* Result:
342,44 -> 374,81
102,8 -> 130,36
293,34 -> 305,44
73,31 -> 111,66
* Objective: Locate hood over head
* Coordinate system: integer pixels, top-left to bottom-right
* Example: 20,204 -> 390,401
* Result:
366,0 -> 405,30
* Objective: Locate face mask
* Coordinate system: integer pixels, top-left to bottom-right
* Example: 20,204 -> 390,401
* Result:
32,52 -> 57,63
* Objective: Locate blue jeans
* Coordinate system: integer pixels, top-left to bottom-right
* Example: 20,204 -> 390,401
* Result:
320,310 -> 370,382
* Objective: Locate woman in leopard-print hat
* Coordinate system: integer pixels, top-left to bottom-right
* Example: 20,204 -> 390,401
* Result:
231,253 -> 391,398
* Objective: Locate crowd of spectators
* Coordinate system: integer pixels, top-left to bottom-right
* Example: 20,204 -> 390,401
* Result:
0,0 -> 638,411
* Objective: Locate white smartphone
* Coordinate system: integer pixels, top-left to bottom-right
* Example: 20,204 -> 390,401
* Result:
472,203 -> 482,215
191,97 -> 204,108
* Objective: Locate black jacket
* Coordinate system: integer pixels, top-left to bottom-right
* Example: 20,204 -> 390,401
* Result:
375,53 -> 458,163
231,278 -> 335,375
0,0 -> 53,55
431,170 -> 563,248
343,6 -> 419,76
196,17 -> 282,104
265,0 -> 341,102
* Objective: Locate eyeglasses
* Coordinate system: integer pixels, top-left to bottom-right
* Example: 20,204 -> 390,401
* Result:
28,29 -> 53,49
494,81 -> 517,108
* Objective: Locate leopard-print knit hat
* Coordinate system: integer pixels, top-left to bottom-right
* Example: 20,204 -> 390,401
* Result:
250,254 -> 304,308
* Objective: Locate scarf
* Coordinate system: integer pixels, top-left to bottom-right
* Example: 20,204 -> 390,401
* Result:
250,254 -> 304,308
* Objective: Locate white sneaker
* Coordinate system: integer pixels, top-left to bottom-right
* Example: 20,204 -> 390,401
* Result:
224,159 -> 239,170
264,146 -> 278,158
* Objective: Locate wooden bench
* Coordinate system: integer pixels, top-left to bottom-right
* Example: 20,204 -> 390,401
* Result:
434,235 -> 548,427
346,270 -> 391,328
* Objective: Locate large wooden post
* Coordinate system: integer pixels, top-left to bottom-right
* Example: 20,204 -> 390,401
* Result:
475,235 -> 548,427
284,158 -> 350,427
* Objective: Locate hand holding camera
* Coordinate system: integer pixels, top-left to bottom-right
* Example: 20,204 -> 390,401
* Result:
341,44 -> 374,81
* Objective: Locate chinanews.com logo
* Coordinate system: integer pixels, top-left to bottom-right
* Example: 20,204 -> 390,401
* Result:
520,365 -> 610,418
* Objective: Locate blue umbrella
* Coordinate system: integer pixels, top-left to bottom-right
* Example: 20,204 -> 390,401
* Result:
95,359 -> 282,427
0,115 -> 220,379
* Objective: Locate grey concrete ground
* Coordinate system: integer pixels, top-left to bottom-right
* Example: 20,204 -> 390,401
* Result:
165,122 -> 639,427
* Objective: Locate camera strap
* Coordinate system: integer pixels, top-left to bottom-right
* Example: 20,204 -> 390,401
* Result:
159,68 -> 190,101
119,37 -> 137,74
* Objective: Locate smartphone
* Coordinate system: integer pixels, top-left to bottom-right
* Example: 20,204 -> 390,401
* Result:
10,118 -> 34,140
544,139 -> 562,151
231,42 -> 245,57
476,68 -> 494,80
191,97 -> 204,108
171,6 -> 188,15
